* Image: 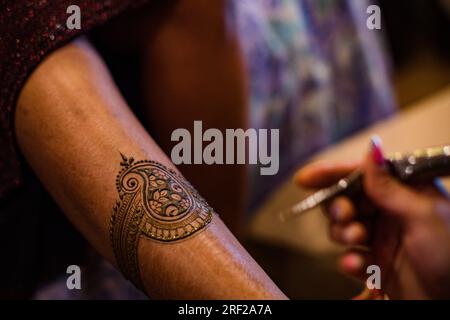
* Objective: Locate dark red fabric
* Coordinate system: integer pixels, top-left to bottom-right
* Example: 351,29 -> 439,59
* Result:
0,0 -> 148,200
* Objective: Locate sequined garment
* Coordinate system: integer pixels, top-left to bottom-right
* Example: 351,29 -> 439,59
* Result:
0,0 -> 148,200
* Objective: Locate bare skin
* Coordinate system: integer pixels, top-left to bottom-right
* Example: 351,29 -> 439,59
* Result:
15,38 -> 286,299
95,0 -> 248,235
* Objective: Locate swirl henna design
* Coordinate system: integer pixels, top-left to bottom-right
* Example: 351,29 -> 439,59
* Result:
110,154 -> 214,290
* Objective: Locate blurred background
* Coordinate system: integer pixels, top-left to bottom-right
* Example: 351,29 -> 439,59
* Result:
380,0 -> 450,107
245,0 -> 450,299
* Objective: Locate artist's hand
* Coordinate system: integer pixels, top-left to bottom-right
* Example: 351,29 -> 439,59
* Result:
295,139 -> 450,299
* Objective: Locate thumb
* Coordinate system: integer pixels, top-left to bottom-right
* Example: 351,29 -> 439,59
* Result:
363,136 -> 432,222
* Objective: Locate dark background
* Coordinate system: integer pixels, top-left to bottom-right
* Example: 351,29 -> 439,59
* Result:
379,0 -> 450,107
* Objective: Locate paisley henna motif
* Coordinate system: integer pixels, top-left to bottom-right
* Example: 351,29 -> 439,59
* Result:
110,154 -> 214,289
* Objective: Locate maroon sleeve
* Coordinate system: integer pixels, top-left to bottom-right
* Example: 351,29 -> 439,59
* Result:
0,0 -> 149,200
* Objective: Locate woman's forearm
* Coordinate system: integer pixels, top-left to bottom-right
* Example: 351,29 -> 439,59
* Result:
14,38 -> 286,299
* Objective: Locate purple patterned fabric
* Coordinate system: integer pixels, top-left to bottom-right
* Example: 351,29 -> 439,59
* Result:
234,0 -> 396,209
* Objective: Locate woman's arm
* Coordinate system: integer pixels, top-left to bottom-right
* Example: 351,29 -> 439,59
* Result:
15,37 -> 286,299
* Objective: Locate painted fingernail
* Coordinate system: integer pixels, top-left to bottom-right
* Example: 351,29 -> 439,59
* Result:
342,253 -> 364,271
345,224 -> 368,244
343,227 -> 356,243
370,135 -> 385,166
330,204 -> 343,221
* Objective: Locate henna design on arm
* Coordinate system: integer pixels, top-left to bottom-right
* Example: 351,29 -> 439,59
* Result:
110,154 -> 214,290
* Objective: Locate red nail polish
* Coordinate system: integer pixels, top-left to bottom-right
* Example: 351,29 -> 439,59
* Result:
370,135 -> 385,166
330,204 -> 341,221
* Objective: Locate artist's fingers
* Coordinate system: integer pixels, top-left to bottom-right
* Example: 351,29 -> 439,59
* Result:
294,160 -> 360,189
327,197 -> 356,223
352,288 -> 385,300
329,221 -> 368,245
415,179 -> 450,200
364,137 -> 434,225
338,250 -> 370,280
